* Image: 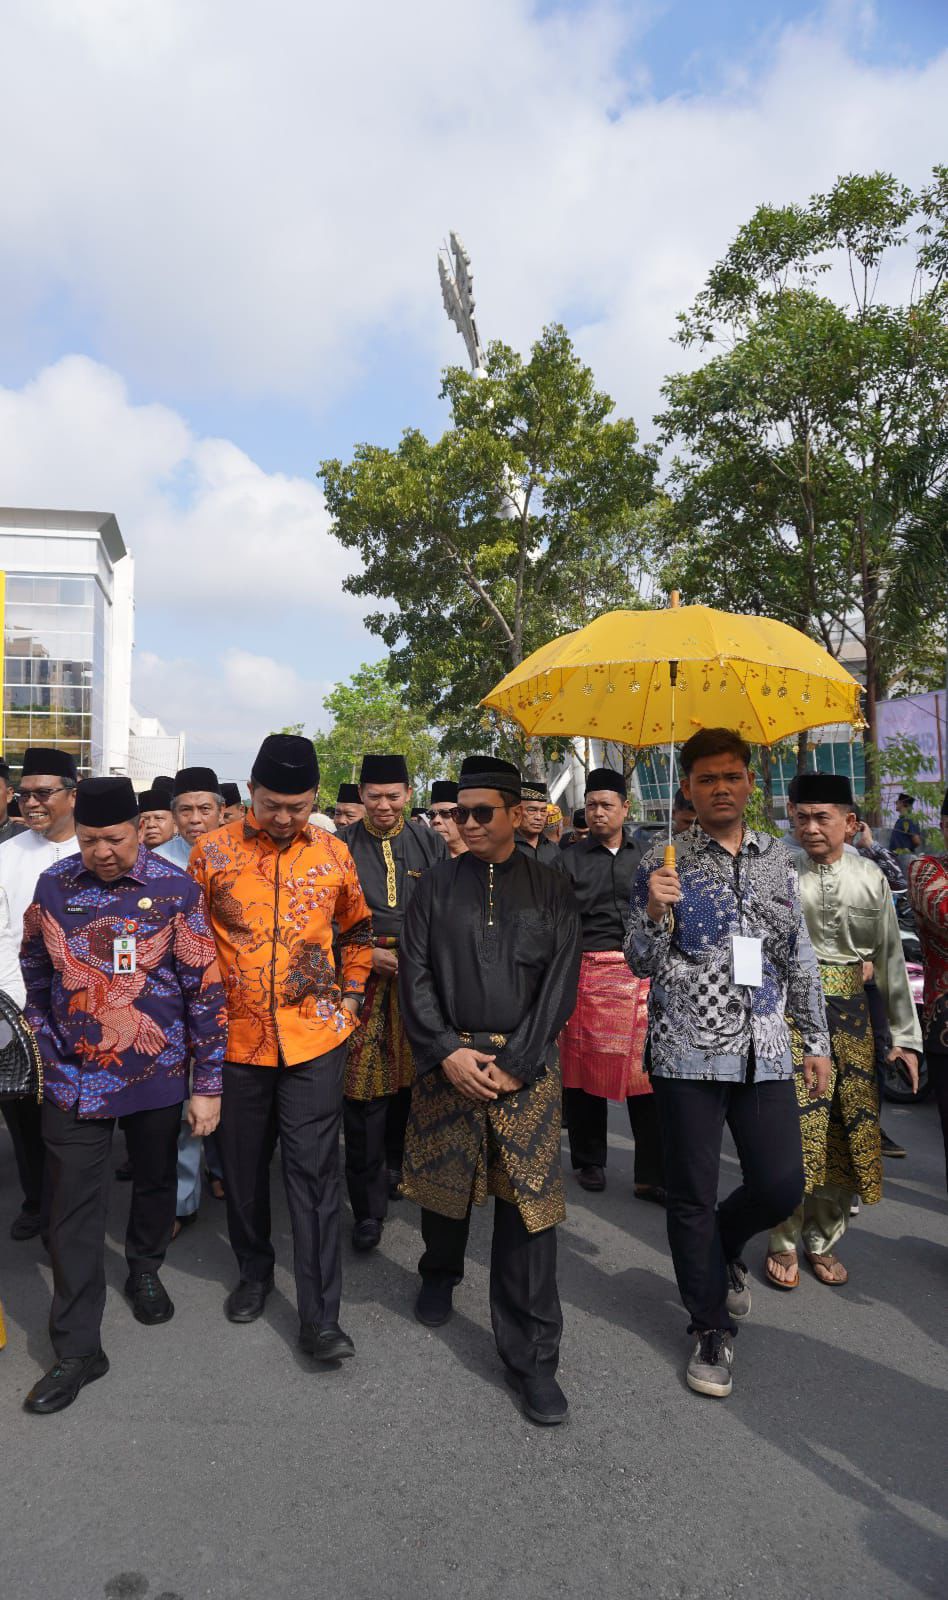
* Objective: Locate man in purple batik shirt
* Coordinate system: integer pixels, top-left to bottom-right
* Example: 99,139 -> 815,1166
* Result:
19,776 -> 226,1415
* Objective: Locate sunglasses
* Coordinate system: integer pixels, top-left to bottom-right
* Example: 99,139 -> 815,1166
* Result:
455,803 -> 508,826
427,807 -> 459,822
16,786 -> 68,804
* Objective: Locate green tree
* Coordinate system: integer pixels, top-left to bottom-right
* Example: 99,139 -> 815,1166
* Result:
312,661 -> 445,801
657,169 -> 948,805
320,324 -> 657,764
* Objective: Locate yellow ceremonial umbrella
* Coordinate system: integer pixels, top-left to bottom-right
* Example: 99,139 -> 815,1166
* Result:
481,596 -> 863,866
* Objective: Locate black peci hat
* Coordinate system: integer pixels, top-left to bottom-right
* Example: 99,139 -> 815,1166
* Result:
458,756 -> 521,800
21,747 -> 77,782
336,783 -> 361,804
75,777 -> 138,828
173,766 -> 220,798
359,754 -> 410,786
137,787 -> 173,813
585,767 -> 626,799
520,779 -> 548,803
793,772 -> 855,807
220,783 -> 243,808
430,780 -> 459,805
251,735 -> 319,795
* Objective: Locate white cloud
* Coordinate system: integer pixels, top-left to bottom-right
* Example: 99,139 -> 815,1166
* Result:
134,647 -> 333,774
0,355 -> 359,614
0,3 -> 944,431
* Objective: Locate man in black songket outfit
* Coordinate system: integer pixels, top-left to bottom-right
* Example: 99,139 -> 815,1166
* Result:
514,778 -> 566,872
398,756 -> 582,1425
337,754 -> 446,1250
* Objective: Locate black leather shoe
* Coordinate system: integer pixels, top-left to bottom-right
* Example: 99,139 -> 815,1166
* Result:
299,1322 -> 355,1361
387,1167 -> 403,1200
10,1208 -> 42,1241
352,1219 -> 382,1252
881,1129 -> 907,1158
415,1279 -> 454,1327
124,1272 -> 174,1326
24,1350 -> 110,1414
225,1276 -> 274,1323
505,1370 -> 569,1426
576,1165 -> 606,1193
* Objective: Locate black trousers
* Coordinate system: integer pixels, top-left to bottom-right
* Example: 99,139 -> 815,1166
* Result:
42,1098 -> 182,1359
928,1051 -> 948,1193
1,1096 -> 46,1216
343,1094 -> 393,1222
219,1046 -> 346,1327
420,1200 -> 562,1379
653,1074 -> 804,1335
563,1086 -> 665,1187
385,1085 -> 412,1172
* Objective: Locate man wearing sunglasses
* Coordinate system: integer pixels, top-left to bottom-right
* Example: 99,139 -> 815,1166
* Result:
426,780 -> 467,858
399,756 -> 582,1425
0,747 -> 81,1243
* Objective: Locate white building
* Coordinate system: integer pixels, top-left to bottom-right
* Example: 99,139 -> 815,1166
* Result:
0,507 -> 183,780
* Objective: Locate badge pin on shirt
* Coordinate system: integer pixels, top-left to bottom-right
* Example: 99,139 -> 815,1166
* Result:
113,935 -> 137,974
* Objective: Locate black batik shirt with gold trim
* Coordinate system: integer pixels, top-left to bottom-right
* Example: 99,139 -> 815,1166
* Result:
339,817 -> 447,940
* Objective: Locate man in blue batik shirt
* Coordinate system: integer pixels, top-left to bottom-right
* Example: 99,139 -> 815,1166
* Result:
625,728 -> 830,1403
20,777 -> 225,1416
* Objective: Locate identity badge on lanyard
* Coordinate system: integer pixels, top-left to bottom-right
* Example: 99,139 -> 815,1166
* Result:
731,935 -> 762,987
113,934 -> 137,974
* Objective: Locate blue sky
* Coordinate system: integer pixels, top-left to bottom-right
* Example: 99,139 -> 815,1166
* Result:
0,0 -> 945,775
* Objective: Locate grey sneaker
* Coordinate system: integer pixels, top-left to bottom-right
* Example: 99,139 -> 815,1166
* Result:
687,1330 -> 734,1398
725,1258 -> 751,1320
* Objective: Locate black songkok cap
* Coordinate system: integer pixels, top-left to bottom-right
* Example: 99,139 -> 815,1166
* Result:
251,734 -> 319,795
520,778 -> 548,802
153,775 -> 175,797
359,753 -> 410,786
585,767 -> 627,799
137,787 -> 172,813
173,766 -> 220,798
794,772 -> 855,807
410,807 -> 426,818
75,776 -> 138,828
458,755 -> 522,800
336,783 -> 361,804
430,780 -> 459,805
21,746 -> 77,782
572,807 -> 587,829
220,783 -> 243,808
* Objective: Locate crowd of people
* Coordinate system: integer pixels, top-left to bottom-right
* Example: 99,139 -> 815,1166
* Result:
0,727 -> 945,1422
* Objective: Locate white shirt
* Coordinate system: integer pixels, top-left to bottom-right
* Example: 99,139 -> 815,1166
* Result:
0,885 -> 26,1007
0,828 -> 81,945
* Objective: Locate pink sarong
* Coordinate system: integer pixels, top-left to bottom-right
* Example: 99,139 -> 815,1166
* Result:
559,950 -> 651,1101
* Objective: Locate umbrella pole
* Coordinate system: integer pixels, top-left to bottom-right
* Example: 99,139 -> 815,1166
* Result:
664,660 -> 678,868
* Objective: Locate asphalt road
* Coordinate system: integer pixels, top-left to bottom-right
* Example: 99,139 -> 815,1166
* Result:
1,1097 -> 945,1600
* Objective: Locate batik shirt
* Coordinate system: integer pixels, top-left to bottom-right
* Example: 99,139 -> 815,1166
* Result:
190,814 -> 373,1067
21,846 -> 226,1118
625,824 -> 829,1082
908,851 -> 948,1051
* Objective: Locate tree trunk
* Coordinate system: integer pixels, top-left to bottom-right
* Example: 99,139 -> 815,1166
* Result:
796,729 -> 809,773
759,744 -> 774,825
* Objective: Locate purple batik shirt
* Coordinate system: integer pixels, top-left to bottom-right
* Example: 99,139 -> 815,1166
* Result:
21,845 -> 226,1118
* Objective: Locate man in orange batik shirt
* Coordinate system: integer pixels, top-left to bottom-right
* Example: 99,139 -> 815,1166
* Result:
190,733 -> 373,1364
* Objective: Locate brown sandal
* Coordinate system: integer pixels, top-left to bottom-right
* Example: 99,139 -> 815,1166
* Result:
804,1249 -> 848,1285
765,1249 -> 800,1289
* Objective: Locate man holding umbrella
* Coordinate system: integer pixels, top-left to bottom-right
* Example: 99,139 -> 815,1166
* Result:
626,728 -> 831,1400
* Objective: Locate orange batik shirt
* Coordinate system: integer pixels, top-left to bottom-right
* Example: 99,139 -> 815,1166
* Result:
189,816 -> 374,1067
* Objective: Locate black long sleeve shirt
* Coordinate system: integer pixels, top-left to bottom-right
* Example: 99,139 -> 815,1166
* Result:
398,850 -> 582,1084
560,834 -> 646,952
339,818 -> 446,939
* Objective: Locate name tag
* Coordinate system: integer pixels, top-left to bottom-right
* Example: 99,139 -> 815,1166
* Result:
731,935 -> 762,988
113,936 -> 137,974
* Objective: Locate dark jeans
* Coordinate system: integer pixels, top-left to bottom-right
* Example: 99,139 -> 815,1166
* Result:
42,1097 -> 182,1358
928,1051 -> 948,1193
1,1096 -> 47,1217
653,1074 -> 804,1335
219,1046 -> 346,1327
420,1199 -> 562,1379
343,1094 -> 393,1222
563,1086 -> 665,1187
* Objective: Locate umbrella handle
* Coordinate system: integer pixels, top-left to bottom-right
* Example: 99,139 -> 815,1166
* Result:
663,843 -> 676,869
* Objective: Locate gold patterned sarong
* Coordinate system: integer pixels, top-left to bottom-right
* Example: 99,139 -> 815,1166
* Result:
402,1058 -> 566,1234
790,961 -> 882,1203
344,940 -> 415,1100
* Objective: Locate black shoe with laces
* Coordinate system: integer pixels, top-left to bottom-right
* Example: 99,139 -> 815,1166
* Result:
124,1271 -> 174,1326
24,1350 -> 110,1414
299,1322 -> 356,1361
686,1329 -> 734,1398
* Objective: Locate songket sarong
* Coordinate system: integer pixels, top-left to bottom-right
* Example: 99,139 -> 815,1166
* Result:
344,937 -> 415,1101
402,1035 -> 565,1234
790,962 -> 882,1204
559,951 -> 651,1101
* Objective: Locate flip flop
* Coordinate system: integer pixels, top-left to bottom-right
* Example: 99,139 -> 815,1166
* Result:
804,1249 -> 848,1285
765,1250 -> 800,1290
